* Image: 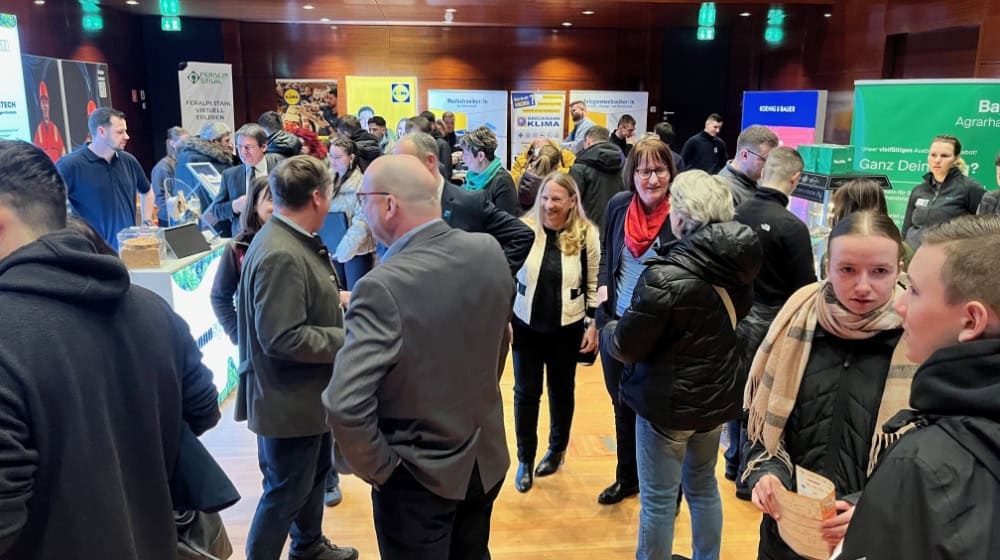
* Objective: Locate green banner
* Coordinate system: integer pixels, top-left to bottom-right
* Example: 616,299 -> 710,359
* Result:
851,80 -> 1000,224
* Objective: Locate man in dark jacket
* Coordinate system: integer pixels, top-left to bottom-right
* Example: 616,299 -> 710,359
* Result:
337,115 -> 381,171
653,121 -> 686,172
0,140 -> 221,560
681,113 -> 727,174
259,110 -> 303,159
570,125 -> 625,235
729,146 -> 816,498
394,132 -> 534,274
237,156 -> 358,560
407,114 -> 454,181
717,124 -> 779,207
610,114 -> 636,157
838,215 -> 1000,560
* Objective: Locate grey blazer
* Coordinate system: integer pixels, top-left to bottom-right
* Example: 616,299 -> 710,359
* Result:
236,217 -> 345,438
324,220 -> 514,500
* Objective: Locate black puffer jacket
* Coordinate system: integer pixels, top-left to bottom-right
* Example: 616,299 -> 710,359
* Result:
569,141 -> 625,234
902,167 -> 984,249
840,339 -> 1000,560
745,324 -> 903,560
603,221 -> 762,432
349,129 -> 382,171
265,130 -> 303,158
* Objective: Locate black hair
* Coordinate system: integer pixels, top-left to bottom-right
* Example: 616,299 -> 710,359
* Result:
0,140 -> 67,232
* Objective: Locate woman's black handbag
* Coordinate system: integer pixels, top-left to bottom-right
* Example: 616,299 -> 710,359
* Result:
172,424 -> 240,559
177,510 -> 233,560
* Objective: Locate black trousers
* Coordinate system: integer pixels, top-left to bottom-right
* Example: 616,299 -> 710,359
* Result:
511,319 -> 584,464
599,342 -> 639,486
372,463 -> 502,560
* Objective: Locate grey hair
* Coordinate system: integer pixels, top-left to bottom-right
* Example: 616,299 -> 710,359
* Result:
670,169 -> 735,224
199,121 -> 232,141
760,146 -> 804,185
736,124 -> 779,152
400,132 -> 439,161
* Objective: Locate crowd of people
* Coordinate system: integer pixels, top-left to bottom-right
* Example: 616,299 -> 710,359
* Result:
0,97 -> 999,560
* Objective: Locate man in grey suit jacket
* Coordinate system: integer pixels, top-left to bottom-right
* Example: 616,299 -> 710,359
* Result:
324,155 -> 514,560
236,156 -> 357,560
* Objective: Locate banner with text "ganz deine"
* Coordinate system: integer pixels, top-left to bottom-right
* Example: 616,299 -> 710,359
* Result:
851,80 -> 1000,224
429,89 -> 508,165
511,91 -> 566,160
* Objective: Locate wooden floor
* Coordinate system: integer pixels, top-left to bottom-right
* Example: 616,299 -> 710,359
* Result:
201,357 -> 764,559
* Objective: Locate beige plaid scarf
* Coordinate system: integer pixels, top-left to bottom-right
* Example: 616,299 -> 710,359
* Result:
742,281 -> 918,480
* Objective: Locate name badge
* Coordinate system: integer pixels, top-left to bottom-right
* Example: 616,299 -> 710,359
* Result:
915,198 -> 930,208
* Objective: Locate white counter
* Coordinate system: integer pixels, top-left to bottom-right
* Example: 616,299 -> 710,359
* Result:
128,242 -> 238,402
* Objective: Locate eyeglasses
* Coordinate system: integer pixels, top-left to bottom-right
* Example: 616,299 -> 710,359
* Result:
635,167 -> 670,180
746,149 -> 767,162
356,191 -> 391,205
238,144 -> 261,152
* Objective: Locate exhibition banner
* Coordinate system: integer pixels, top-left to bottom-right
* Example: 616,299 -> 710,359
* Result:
275,79 -> 338,136
742,90 -> 827,148
511,91 -> 566,160
345,76 -> 417,139
428,89 -> 508,165
0,14 -> 30,143
569,90 -> 649,136
851,79 -> 1000,222
178,62 -> 235,134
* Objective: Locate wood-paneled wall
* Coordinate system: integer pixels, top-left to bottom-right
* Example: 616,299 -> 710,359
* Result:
225,22 -> 661,132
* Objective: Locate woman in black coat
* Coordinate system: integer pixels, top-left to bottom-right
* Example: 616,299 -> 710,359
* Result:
594,138 -> 677,506
602,169 -> 761,560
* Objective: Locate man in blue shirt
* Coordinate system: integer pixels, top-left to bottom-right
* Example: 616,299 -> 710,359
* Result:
56,107 -> 152,249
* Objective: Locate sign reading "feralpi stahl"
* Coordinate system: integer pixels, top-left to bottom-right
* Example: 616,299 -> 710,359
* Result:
178,61 -> 235,133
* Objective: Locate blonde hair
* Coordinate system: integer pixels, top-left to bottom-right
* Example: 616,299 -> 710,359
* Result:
522,171 -> 592,256
670,170 -> 735,224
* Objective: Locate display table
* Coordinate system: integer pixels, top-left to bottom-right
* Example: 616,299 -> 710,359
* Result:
128,242 -> 238,403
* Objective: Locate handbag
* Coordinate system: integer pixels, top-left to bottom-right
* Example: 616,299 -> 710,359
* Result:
177,510 -> 233,560
577,240 -> 597,364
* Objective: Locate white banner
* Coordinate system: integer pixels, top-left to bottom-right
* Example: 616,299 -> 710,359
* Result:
429,89 -> 509,165
510,91 -> 566,161
569,90 -> 649,136
0,14 -> 31,142
178,62 -> 235,134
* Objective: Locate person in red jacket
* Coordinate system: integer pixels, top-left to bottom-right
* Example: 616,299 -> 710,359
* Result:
33,81 -> 66,163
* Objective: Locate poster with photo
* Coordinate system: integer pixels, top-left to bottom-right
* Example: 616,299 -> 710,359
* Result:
274,79 -> 338,136
345,76 -> 417,139
60,59 -> 111,151
21,54 -> 67,162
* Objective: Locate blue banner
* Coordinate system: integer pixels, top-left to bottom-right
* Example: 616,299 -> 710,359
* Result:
742,91 -> 822,128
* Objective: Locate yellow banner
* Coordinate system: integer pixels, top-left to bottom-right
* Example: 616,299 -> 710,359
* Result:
345,76 -> 418,137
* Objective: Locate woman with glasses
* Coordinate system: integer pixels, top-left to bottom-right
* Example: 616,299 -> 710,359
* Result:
594,138 -> 677,506
603,169 -> 761,560
325,137 -> 376,290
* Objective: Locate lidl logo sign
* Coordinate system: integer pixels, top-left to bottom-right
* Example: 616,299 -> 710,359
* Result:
391,83 -> 411,103
283,88 -> 301,105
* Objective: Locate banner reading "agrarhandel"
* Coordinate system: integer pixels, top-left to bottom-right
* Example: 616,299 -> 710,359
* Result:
178,62 -> 235,134
428,89 -> 508,165
851,79 -> 1000,223
511,91 -> 566,160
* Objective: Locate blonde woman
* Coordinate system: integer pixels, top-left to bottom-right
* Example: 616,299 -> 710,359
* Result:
511,171 -> 600,493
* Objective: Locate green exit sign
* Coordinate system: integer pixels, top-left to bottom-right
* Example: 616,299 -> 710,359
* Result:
159,0 -> 180,16
161,16 -> 181,31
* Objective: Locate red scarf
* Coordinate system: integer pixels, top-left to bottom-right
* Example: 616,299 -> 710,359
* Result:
624,194 -> 670,258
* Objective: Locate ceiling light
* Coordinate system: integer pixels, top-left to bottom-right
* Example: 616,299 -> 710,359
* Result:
739,12 -> 751,17
320,17 -> 330,22
582,10 -> 594,15
303,4 -> 314,9
824,12 -> 832,18
444,10 -> 454,23
561,21 -> 573,27
445,8 -> 456,12
34,0 -> 45,4
330,25 -> 338,30
126,0 -> 139,4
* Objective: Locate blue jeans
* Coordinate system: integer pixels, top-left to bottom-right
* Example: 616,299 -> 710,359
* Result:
635,417 -> 723,560
246,433 -> 331,560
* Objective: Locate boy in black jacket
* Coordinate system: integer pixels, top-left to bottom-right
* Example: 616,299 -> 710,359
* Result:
838,214 -> 1000,559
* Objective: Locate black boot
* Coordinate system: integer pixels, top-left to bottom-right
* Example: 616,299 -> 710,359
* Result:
534,449 -> 564,477
515,462 -> 533,492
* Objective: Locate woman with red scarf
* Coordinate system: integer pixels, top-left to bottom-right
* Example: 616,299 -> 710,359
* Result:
594,138 -> 677,505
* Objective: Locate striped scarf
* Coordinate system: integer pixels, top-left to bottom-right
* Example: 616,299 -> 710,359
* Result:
743,281 -> 918,480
